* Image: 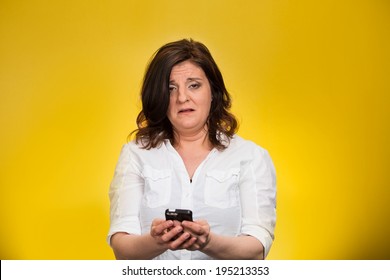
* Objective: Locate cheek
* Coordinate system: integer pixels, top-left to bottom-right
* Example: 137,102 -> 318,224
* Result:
201,96 -> 212,112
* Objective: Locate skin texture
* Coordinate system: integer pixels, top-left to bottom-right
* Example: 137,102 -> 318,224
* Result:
167,60 -> 212,137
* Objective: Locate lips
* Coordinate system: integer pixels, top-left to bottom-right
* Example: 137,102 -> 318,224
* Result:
178,108 -> 195,113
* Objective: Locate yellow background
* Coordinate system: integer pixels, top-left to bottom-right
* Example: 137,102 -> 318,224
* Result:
1,0 -> 389,259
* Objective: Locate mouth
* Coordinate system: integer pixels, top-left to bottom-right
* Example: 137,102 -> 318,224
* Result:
178,108 -> 195,114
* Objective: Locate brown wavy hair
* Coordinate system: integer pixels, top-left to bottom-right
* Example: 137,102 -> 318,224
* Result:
130,38 -> 238,150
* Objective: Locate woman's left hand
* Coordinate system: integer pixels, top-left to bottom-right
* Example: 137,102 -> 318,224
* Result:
180,220 -> 210,251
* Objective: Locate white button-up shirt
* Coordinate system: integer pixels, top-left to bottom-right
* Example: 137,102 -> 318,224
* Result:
107,135 -> 276,259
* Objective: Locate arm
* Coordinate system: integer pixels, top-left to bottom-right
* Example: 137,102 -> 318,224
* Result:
111,219 -> 197,260
111,232 -> 165,260
181,220 -> 264,260
240,147 -> 276,258
202,234 -> 264,260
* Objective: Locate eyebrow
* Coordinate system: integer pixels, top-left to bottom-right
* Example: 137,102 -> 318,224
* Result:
169,77 -> 203,83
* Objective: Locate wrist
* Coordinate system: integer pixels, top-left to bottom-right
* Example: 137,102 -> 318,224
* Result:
146,232 -> 169,254
200,231 -> 213,254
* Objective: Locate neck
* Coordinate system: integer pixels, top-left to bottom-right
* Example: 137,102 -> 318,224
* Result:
172,128 -> 212,151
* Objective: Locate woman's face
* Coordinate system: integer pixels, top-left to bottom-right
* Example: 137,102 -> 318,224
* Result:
167,60 -> 212,136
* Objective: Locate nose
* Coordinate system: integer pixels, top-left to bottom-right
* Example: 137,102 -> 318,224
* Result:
176,87 -> 189,103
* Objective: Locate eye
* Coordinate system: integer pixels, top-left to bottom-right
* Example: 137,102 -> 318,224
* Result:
189,83 -> 200,89
169,85 -> 177,93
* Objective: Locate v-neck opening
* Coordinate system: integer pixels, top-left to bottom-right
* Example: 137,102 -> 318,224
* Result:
165,140 -> 216,183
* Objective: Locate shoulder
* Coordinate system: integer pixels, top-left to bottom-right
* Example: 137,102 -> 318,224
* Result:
228,135 -> 269,156
229,135 -> 276,176
122,139 -> 167,153
120,139 -> 171,163
223,135 -> 275,169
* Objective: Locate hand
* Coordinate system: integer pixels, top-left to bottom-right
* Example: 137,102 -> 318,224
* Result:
150,219 -> 196,250
180,220 -> 210,251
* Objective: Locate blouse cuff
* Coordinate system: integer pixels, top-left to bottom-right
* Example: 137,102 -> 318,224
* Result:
241,225 -> 274,258
107,217 -> 141,246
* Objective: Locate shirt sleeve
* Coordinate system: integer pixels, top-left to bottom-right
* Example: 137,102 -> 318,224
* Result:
107,143 -> 144,246
239,146 -> 276,258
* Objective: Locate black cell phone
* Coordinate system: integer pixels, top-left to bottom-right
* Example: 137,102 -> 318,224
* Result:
165,209 -> 193,222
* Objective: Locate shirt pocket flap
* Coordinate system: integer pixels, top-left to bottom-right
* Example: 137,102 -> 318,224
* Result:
142,165 -> 171,181
141,165 -> 171,208
204,168 -> 240,209
206,168 -> 240,182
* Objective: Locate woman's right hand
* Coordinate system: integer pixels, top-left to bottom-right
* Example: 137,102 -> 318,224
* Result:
150,219 -> 197,250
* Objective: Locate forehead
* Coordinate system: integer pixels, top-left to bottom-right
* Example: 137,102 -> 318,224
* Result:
170,60 -> 206,79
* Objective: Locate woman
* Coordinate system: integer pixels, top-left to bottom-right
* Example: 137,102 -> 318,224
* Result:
107,39 -> 276,260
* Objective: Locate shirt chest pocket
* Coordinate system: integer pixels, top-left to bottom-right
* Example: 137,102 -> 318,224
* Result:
204,168 -> 240,209
142,166 -> 171,208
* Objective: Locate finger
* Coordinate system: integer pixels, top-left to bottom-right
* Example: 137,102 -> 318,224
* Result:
180,236 -> 198,250
153,220 -> 174,235
161,225 -> 183,242
182,221 -> 205,235
169,231 -> 191,250
151,218 -> 167,228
